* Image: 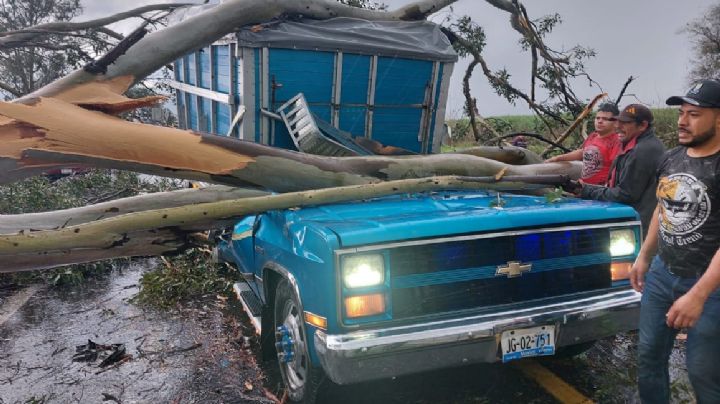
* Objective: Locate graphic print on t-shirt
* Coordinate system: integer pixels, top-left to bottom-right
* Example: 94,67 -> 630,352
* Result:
657,174 -> 710,243
581,146 -> 602,179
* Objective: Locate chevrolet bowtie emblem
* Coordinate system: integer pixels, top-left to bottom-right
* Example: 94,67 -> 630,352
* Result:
496,261 -> 532,278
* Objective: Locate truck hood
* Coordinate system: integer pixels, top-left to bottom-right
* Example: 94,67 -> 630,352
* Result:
284,191 -> 639,247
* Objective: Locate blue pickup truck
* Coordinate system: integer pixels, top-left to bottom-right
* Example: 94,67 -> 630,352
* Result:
215,190 -> 641,401
171,13 -> 642,402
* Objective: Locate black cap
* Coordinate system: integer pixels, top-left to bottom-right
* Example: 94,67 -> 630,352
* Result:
617,104 -> 654,124
666,79 -> 720,108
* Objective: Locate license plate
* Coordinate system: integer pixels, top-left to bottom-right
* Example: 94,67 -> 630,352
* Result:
500,325 -> 555,363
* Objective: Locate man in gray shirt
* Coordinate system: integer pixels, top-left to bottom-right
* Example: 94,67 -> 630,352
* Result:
578,104 -> 666,235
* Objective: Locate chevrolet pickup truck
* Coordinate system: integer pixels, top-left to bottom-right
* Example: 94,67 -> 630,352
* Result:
215,190 -> 641,402
171,14 -> 642,402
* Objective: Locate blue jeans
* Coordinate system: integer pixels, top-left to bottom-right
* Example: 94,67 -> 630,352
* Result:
638,256 -> 720,404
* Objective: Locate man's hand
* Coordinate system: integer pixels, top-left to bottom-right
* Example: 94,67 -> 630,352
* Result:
666,291 -> 706,329
560,180 -> 582,195
630,258 -> 650,292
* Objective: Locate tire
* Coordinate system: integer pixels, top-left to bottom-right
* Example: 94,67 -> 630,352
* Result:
273,279 -> 325,403
555,340 -> 596,358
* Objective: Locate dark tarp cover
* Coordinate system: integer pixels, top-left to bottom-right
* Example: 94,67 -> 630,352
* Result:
236,17 -> 457,62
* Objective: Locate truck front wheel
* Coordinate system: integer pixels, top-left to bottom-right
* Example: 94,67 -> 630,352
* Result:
273,279 -> 325,403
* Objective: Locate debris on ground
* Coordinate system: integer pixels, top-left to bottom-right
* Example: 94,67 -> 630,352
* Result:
72,339 -> 131,369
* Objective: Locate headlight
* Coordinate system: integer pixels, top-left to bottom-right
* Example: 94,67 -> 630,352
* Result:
609,229 -> 636,257
342,254 -> 384,288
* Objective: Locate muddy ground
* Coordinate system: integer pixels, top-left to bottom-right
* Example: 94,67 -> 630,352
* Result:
0,262 -> 696,404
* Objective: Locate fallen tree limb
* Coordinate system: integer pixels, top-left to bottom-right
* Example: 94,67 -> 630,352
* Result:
2,229 -> 184,272
449,146 -> 543,165
0,186 -> 269,234
0,175 -> 572,272
0,3 -> 196,48
541,93 -> 606,155
0,97 -> 580,191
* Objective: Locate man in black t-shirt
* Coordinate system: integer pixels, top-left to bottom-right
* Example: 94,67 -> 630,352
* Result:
631,79 -> 720,403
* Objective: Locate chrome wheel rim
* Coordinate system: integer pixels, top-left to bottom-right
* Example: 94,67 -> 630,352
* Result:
279,300 -> 308,392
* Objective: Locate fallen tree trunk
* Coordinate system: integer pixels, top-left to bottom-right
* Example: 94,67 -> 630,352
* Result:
0,186 -> 268,234
0,0 -> 589,274
0,175 -> 570,272
452,146 -> 543,165
3,229 -> 184,272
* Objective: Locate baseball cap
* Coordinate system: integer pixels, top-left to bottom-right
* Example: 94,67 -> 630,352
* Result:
617,104 -> 654,124
666,79 -> 720,108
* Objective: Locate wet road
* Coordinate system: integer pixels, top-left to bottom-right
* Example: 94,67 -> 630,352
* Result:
0,265 -> 695,404
0,262 -> 269,404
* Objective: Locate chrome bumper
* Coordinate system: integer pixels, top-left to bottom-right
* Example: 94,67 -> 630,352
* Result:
314,289 -> 640,385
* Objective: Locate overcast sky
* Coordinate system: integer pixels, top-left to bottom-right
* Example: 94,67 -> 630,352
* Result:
80,0 -> 717,117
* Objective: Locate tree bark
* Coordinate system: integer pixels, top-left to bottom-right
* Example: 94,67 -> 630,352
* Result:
0,186 -> 268,235
463,59 -> 482,141
0,175 -> 571,272
0,97 -> 580,192
451,146 -> 543,165
0,0 -> 591,274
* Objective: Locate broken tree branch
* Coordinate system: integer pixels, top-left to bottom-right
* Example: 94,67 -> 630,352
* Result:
615,76 -> 635,105
0,186 -> 269,235
0,174 -> 574,272
0,3 -> 196,49
0,97 -> 580,192
541,92 -> 606,156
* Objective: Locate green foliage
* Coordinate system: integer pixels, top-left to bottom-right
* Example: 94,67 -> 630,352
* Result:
451,16 -> 486,58
544,188 -> 565,203
448,6 -> 597,130
651,107 -> 680,148
132,249 -> 240,309
446,114 -> 564,143
445,106 -> 680,154
0,170 -> 181,214
533,13 -> 561,37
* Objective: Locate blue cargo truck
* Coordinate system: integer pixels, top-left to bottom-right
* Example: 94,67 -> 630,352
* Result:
172,16 -> 642,403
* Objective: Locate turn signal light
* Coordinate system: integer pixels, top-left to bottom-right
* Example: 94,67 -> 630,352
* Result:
304,311 -> 327,330
611,262 -> 632,281
345,294 -> 385,318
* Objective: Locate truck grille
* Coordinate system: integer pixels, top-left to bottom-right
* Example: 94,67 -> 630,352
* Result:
389,228 -> 611,319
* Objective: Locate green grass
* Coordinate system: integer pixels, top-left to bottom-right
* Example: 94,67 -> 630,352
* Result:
446,107 -> 680,152
131,249 -> 239,309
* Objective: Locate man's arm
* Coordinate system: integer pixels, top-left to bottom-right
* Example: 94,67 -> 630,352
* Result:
581,142 -> 663,203
630,205 -> 660,292
581,180 -> 632,202
666,248 -> 720,329
545,149 -> 582,163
